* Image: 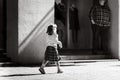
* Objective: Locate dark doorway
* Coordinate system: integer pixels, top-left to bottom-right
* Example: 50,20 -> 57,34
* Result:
55,0 -> 112,56
0,0 -> 6,53
55,0 -> 93,55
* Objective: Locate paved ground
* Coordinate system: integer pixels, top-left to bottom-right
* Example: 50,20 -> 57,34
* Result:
0,59 -> 120,80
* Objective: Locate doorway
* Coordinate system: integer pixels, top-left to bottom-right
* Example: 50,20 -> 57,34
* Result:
55,0 -> 93,54
55,0 -> 115,57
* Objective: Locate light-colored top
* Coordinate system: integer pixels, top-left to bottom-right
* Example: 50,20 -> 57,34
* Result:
46,33 -> 62,48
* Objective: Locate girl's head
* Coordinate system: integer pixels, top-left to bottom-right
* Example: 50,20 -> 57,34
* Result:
46,24 -> 57,35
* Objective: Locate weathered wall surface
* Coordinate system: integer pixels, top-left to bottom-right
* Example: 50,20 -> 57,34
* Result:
7,0 -> 54,64
18,0 -> 54,64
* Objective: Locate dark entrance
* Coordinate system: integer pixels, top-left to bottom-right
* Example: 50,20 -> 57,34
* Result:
55,0 -> 93,55
55,0 -> 112,57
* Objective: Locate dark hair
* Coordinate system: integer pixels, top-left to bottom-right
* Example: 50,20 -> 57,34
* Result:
46,25 -> 54,35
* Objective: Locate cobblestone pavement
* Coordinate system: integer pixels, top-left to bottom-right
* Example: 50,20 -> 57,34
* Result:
0,59 -> 120,80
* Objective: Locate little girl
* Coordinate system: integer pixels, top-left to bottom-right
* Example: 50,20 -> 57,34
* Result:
39,24 -> 63,74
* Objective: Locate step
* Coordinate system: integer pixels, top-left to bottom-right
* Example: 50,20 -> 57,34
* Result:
0,53 -> 11,62
46,55 -> 112,66
59,49 -> 110,55
59,49 -> 92,55
59,59 -> 116,66
60,55 -> 112,60
0,58 -> 11,62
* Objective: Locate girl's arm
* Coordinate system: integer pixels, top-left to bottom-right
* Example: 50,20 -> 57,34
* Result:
56,34 -> 62,48
57,41 -> 62,48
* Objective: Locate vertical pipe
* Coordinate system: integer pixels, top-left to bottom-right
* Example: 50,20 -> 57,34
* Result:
118,0 -> 120,61
67,0 -> 70,48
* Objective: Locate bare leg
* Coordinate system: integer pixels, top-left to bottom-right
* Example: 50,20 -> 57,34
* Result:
56,61 -> 63,73
39,60 -> 49,74
40,60 -> 49,68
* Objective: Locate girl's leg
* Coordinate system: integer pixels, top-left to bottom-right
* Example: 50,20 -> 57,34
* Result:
39,60 -> 49,74
56,61 -> 63,73
40,60 -> 49,68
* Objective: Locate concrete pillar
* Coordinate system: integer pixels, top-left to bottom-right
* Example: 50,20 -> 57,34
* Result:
6,0 -> 18,61
7,0 -> 55,64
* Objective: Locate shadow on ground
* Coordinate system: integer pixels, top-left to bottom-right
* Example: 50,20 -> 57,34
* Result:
0,73 -> 41,77
0,61 -> 97,67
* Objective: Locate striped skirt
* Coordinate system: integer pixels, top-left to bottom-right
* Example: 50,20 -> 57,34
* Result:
44,46 -> 61,61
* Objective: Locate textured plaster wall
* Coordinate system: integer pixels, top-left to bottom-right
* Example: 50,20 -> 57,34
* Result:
6,0 -> 54,64
19,0 -> 54,45
18,0 -> 54,64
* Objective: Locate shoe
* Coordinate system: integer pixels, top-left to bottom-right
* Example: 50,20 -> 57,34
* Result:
57,70 -> 63,73
39,68 -> 45,74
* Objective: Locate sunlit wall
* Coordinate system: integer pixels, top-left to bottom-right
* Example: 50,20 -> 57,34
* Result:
7,0 -> 54,64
